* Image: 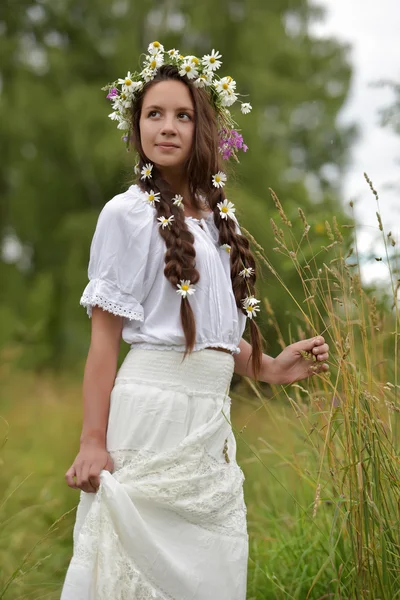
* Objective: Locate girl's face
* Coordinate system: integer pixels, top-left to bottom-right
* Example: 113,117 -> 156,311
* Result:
139,80 -> 195,174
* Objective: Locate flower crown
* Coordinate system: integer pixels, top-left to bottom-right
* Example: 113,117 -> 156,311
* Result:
101,41 -> 252,162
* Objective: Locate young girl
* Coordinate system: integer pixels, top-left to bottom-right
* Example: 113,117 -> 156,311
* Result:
61,42 -> 329,600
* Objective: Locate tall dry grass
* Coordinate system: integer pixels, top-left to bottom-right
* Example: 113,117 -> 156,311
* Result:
234,174 -> 400,599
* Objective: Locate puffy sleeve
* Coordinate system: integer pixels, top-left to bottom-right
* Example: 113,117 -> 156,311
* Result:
79,192 -> 154,321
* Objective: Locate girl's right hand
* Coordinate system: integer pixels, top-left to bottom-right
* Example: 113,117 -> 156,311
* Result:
65,444 -> 114,494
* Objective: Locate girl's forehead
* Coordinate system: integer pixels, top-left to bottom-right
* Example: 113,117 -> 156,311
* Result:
143,81 -> 194,108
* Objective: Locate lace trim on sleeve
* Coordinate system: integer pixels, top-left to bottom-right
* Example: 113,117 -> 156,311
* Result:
80,278 -> 144,321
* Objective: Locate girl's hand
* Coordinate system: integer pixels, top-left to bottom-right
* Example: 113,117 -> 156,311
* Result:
271,336 -> 330,385
65,443 -> 114,494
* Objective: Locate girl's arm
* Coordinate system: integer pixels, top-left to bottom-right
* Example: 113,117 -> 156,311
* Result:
233,337 -> 277,383
65,307 -> 123,493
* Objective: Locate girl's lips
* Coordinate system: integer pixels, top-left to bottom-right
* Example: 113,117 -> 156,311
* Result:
156,144 -> 179,148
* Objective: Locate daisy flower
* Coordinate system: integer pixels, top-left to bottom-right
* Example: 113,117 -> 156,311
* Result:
212,171 -> 227,188
241,295 -> 261,319
114,92 -> 133,109
148,41 -> 164,55
141,163 -> 153,180
217,199 -> 236,220
157,215 -> 175,229
108,111 -> 120,121
117,71 -> 135,92
179,61 -> 199,80
220,244 -> 231,254
176,280 -> 196,298
193,72 -> 213,88
243,302 -> 260,319
117,119 -> 130,131
145,53 -> 164,70
144,190 -> 160,207
201,49 -> 222,71
134,163 -> 140,175
167,48 -> 180,59
242,295 -> 260,308
215,76 -> 236,94
141,67 -> 156,83
185,55 -> 201,66
239,266 -> 255,278
220,90 -> 238,107
172,194 -> 184,208
240,102 -> 252,114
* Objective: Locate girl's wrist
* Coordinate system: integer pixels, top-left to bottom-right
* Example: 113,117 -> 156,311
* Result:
80,430 -> 106,447
260,356 -> 280,385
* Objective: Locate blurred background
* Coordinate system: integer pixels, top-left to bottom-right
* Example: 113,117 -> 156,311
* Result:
1,0 -> 399,372
1,1 -> 399,598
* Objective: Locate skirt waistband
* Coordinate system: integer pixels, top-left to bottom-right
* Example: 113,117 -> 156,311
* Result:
115,347 -> 235,397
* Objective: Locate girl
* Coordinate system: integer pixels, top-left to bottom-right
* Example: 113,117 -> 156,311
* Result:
61,42 -> 329,600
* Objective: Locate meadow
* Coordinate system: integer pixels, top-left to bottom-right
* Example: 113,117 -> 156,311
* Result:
1,179 -> 399,599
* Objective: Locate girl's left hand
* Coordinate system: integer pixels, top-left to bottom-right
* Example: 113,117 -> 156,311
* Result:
271,336 -> 330,385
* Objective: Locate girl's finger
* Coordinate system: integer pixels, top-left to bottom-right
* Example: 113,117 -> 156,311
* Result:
65,466 -> 78,489
80,463 -> 97,494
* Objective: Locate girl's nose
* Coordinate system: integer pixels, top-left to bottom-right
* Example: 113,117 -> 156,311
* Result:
160,115 -> 177,134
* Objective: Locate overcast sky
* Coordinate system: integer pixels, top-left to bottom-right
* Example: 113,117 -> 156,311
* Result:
311,0 -> 400,285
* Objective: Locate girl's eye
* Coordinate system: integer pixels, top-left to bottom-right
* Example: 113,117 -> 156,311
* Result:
147,111 -> 191,120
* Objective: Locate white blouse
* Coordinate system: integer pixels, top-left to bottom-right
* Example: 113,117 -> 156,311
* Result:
80,184 -> 247,355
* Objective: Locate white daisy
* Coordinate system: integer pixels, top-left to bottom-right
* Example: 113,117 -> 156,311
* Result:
179,61 -> 199,80
185,55 -> 201,66
220,90 -> 238,107
141,163 -> 153,180
167,48 -> 180,59
117,71 -> 135,91
141,67 -> 156,83
239,266 -> 255,278
193,72 -> 213,88
242,295 -> 260,308
176,280 -> 196,298
201,49 -> 222,71
131,80 -> 144,93
241,102 -> 252,114
134,163 -> 140,175
243,302 -> 260,319
145,53 -> 164,70
220,244 -> 231,254
144,189 -> 160,207
157,215 -> 175,229
108,111 -> 121,121
241,295 -> 260,319
212,171 -> 227,188
114,91 -> 133,109
172,194 -> 184,208
215,76 -> 236,94
217,199 -> 236,220
148,41 -> 164,55
117,119 -> 130,131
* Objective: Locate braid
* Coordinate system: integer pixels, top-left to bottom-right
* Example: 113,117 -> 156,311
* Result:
207,187 -> 264,380
138,161 -> 200,360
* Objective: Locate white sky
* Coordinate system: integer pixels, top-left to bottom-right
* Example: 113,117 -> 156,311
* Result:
311,0 -> 400,286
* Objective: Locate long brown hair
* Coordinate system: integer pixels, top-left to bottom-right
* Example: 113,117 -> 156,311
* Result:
130,64 -> 263,379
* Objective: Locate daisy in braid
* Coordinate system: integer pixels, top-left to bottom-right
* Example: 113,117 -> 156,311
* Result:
62,40 -> 330,600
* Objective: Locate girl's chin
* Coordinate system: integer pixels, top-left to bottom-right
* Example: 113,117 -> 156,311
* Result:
152,159 -> 186,170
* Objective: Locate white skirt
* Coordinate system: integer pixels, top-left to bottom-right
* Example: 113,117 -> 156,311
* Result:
60,347 -> 248,600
